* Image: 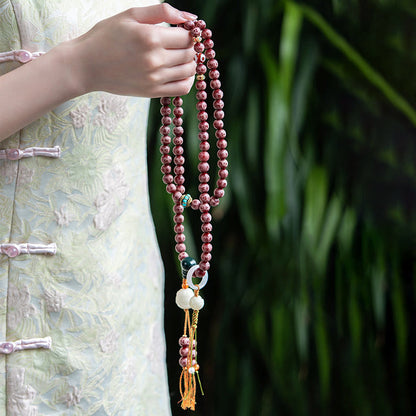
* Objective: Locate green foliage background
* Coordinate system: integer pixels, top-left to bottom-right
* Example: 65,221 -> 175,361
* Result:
147,1 -> 416,414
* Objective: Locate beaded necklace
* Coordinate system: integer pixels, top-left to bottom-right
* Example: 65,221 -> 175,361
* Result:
159,19 -> 228,411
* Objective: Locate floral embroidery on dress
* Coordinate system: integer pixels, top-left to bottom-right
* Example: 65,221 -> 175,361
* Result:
64,386 -> 82,407
99,330 -> 119,354
17,166 -> 34,185
8,284 -> 36,330
70,104 -> 91,129
44,289 -> 65,312
0,161 -> 18,184
93,96 -> 128,132
93,165 -> 130,230
7,367 -> 38,416
54,205 -> 71,227
122,359 -> 137,382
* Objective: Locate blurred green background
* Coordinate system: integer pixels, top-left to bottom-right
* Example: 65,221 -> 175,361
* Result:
147,0 -> 416,415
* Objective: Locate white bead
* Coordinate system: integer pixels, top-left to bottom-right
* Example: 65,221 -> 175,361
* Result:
189,295 -> 204,310
188,367 -> 196,374
175,288 -> 194,309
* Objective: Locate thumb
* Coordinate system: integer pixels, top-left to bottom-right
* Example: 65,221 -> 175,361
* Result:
127,3 -> 197,25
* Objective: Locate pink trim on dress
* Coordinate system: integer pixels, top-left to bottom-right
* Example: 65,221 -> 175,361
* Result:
0,146 -> 61,160
0,49 -> 45,64
0,243 -> 57,257
0,336 -> 52,354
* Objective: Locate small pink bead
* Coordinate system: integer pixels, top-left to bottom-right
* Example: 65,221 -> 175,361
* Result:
200,193 -> 210,203
177,185 -> 185,194
196,91 -> 207,100
194,42 -> 204,53
197,111 -> 208,121
213,119 -> 224,129
191,199 -> 201,210
200,261 -> 210,271
202,233 -> 213,243
162,174 -> 173,184
160,126 -> 170,135
205,49 -> 216,59
174,166 -> 185,175
201,223 -> 212,233
161,165 -> 171,174
217,179 -> 228,189
198,183 -> 210,193
196,64 -> 207,74
199,173 -> 210,183
175,243 -> 186,253
198,151 -> 210,162
161,135 -> 171,145
209,69 -> 220,80
196,20 -> 206,29
174,214 -> 184,224
213,99 -> 224,109
174,224 -> 185,233
178,252 -> 189,261
218,159 -> 228,169
214,188 -> 225,198
202,242 -> 213,252
199,141 -> 210,151
219,169 -> 229,179
175,175 -> 185,185
216,130 -> 227,140
217,139 -> 227,149
195,267 -> 206,278
210,197 -> 220,206
166,184 -> 176,194
198,121 -> 209,132
173,107 -> 184,117
179,357 -> 188,368
173,137 -> 183,146
207,59 -> 218,69
160,97 -> 171,105
217,149 -> 228,159
191,27 -> 201,37
213,88 -> 223,99
175,233 -> 186,243
173,117 -> 183,126
201,213 -> 212,223
161,155 -> 172,164
210,79 -> 221,90
201,252 -> 212,262
198,162 -> 209,173
160,106 -> 171,116
199,202 -> 210,212
196,80 -> 207,90
173,146 -> 184,156
180,347 -> 189,357
162,116 -> 172,125
160,145 -> 170,155
183,21 -> 195,30
174,156 -> 185,165
214,110 -> 225,119
196,100 -> 207,111
179,336 -> 190,347
173,191 -> 182,202
173,97 -> 183,106
204,39 -> 214,49
173,126 -> 184,136
202,28 -> 212,38
173,204 -> 184,214
198,132 -> 209,141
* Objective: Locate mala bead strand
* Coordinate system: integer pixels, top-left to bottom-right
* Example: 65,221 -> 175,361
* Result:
159,19 -> 228,411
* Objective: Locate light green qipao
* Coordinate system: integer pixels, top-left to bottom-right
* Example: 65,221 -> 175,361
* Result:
0,0 -> 172,414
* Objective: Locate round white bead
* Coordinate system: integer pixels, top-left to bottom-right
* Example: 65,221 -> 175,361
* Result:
189,295 -> 204,310
175,288 -> 194,309
188,366 -> 196,374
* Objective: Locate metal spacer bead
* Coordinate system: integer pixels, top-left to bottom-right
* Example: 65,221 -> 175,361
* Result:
193,36 -> 202,43
180,194 -> 193,208
196,74 -> 206,81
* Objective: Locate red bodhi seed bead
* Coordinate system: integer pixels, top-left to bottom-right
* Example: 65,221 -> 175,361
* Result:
209,70 -> 220,80
216,130 -> 227,140
196,91 -> 207,100
202,243 -> 213,252
198,162 -> 209,173
198,121 -> 209,131
173,97 -> 183,106
210,79 -> 221,90
196,101 -> 207,111
213,119 -> 224,129
175,243 -> 186,253
214,188 -> 225,198
199,173 -> 210,182
207,59 -> 218,69
212,89 -> 223,100
197,111 -> 208,121
162,174 -> 173,184
174,166 -> 185,175
174,224 -> 185,233
161,155 -> 172,164
201,252 -> 212,262
173,107 -> 184,117
175,233 -> 186,243
191,199 -> 201,210
196,64 -> 207,74
217,179 -> 228,189
202,28 -> 212,38
217,149 -> 228,160
201,213 -> 212,223
160,106 -> 171,116
174,214 -> 184,223
173,126 -> 184,136
214,110 -> 225,119
177,185 -> 185,194
199,261 -> 210,271
173,204 -> 184,214
198,132 -> 209,141
210,197 -> 220,206
160,97 -> 171,105
205,49 -> 215,59
183,20 -> 195,30
161,165 -> 171,174
198,151 -> 210,162
160,126 -> 170,135
200,193 -> 210,203
198,183 -> 210,193
201,223 -> 212,233
202,233 -> 213,243
218,159 -> 228,169
194,42 -> 204,53
173,137 -> 183,146
166,184 -> 176,194
173,117 -> 183,126
161,136 -> 171,145
217,139 -> 227,149
199,141 -> 210,151
196,20 -> 206,29
174,175 -> 185,185
162,116 -> 172,125
204,39 -> 214,49
178,252 -> 189,261
219,169 -> 229,179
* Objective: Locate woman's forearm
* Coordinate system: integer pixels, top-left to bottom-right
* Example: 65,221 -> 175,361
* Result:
0,43 -> 81,141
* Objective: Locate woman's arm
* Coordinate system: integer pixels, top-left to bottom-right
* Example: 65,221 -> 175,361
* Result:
0,3 -> 197,141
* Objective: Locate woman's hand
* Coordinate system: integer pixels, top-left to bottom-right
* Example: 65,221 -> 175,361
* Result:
65,3 -> 198,97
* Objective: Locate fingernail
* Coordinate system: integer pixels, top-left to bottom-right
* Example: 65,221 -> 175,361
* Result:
180,11 -> 198,20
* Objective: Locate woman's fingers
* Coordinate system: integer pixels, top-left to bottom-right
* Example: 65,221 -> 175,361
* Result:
162,61 -> 196,84
159,27 -> 194,49
162,47 -> 195,68
127,3 -> 197,25
153,76 -> 195,98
